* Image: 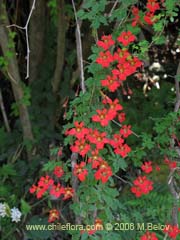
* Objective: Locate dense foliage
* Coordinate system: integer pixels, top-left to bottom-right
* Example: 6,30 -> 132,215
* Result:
0,0 -> 180,239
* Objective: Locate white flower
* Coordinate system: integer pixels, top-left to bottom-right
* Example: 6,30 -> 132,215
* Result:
11,207 -> 22,223
0,203 -> 7,217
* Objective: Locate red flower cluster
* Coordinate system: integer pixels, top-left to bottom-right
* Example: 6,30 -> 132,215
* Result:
117,31 -> 136,46
29,175 -> 54,199
94,160 -> 112,183
53,166 -> 64,178
140,231 -> 158,240
163,224 -> 180,239
164,157 -> 177,169
141,161 -> 153,174
92,97 -> 124,127
96,51 -> 114,68
50,183 -> 64,198
101,74 -> 121,92
73,162 -> 88,182
97,35 -> 115,50
131,6 -> 140,27
48,209 -> 60,223
146,0 -> 160,13
96,33 -> 142,87
131,0 -> 160,27
70,139 -> 90,157
131,175 -> 153,197
29,173 -> 74,204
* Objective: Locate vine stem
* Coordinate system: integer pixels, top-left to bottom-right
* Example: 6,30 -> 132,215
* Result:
0,89 -> 11,132
7,0 -> 36,79
71,0 -> 86,93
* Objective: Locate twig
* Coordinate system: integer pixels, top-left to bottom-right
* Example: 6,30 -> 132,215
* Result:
108,0 -> 119,17
112,119 -> 140,138
114,174 -> 132,186
72,0 -> 86,93
0,89 -> 11,132
168,61 -> 180,227
7,0 -> 36,79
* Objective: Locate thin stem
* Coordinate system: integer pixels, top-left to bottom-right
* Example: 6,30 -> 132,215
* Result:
7,0 -> 36,79
72,0 -> 86,94
112,119 -> 140,138
0,89 -> 11,132
114,174 -> 132,186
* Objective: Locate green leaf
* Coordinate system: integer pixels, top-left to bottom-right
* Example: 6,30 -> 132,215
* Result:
21,199 -> 31,215
0,163 -> 17,177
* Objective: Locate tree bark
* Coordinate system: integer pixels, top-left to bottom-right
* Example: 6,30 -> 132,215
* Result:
0,2 -> 34,159
29,0 -> 46,83
52,0 -> 66,95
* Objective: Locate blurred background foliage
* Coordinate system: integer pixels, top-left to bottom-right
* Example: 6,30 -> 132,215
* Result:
0,0 -> 180,239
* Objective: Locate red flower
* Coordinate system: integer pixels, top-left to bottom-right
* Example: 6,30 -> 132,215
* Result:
29,184 -> 47,199
96,51 -> 114,68
140,231 -> 158,240
127,56 -> 142,74
120,125 -> 132,138
97,35 -> 115,50
66,121 -> 89,139
94,161 -> 112,183
131,6 -> 140,26
112,62 -> 131,81
141,161 -> 153,174
102,98 -> 123,118
53,166 -> 64,178
131,176 -> 153,197
114,143 -> 131,158
63,187 -> 74,200
92,108 -> 114,126
118,112 -> 126,123
70,139 -> 90,157
57,147 -> 63,156
50,183 -> 65,198
164,157 -> 177,169
113,48 -> 130,63
163,224 -> 180,239
144,12 -> 156,25
87,129 -> 108,150
109,133 -> 124,148
88,150 -> 103,169
146,0 -> 160,13
38,175 -> 54,190
73,162 -> 88,182
48,209 -> 60,223
101,75 -> 121,92
117,31 -> 136,46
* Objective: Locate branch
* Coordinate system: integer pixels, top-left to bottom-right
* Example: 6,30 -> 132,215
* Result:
0,89 -> 11,132
72,0 -> 86,94
174,62 -> 180,112
7,0 -> 36,79
168,61 -> 180,227
108,0 -> 119,17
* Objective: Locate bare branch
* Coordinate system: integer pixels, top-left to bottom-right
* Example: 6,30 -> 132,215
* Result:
0,89 -> 11,132
108,0 -> 119,17
72,0 -> 86,94
168,61 -> 180,227
7,0 -> 36,79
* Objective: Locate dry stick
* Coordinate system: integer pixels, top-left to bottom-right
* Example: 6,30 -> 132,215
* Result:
108,0 -> 119,17
72,0 -> 86,94
0,89 -> 11,132
7,0 -> 36,79
168,61 -> 180,227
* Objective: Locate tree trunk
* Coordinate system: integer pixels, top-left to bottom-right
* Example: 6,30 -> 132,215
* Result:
0,2 -> 34,160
